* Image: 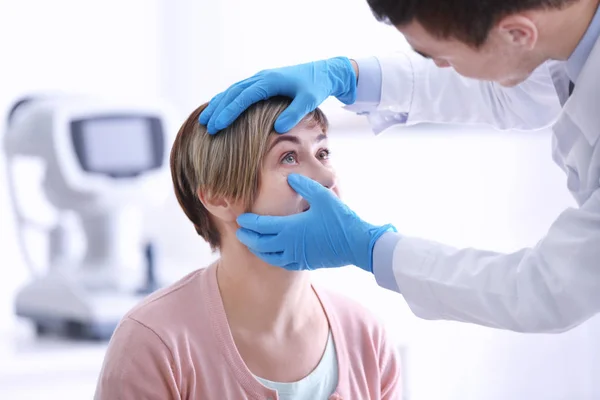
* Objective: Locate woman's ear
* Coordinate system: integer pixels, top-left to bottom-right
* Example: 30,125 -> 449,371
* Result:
197,189 -> 239,223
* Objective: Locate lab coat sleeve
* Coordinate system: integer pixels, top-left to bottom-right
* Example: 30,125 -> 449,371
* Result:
345,56 -> 384,115
94,317 -> 180,400
346,52 -> 564,134
372,189 -> 600,333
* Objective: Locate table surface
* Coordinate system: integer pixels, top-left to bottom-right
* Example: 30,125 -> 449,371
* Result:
0,321 -> 108,400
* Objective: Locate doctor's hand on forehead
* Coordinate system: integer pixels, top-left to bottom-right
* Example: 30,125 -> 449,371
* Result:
236,173 -> 396,272
199,57 -> 357,134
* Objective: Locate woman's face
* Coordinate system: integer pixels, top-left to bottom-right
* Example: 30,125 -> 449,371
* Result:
249,123 -> 339,217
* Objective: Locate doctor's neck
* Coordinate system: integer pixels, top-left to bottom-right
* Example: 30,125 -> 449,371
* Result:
536,0 -> 600,60
215,230 -> 321,334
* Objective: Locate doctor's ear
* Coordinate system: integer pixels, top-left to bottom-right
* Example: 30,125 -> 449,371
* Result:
495,15 -> 538,50
197,189 -> 239,223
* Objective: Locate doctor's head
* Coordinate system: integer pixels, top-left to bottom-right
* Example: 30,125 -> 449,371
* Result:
366,0 -> 589,86
170,97 -> 338,252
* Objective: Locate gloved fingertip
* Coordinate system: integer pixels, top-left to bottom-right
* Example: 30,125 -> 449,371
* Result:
215,111 -> 236,131
236,213 -> 247,224
235,227 -> 245,239
236,213 -> 255,226
235,229 -> 253,248
275,111 -> 303,133
198,112 -> 209,125
287,173 -> 312,191
287,173 -> 332,205
273,119 -> 292,134
206,118 -> 218,135
286,173 -> 303,185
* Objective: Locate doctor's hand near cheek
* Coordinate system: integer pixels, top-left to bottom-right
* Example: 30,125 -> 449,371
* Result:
236,173 -> 396,273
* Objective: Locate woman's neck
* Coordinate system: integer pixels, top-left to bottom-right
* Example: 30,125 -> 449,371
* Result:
214,232 -> 331,383
215,235 -> 321,336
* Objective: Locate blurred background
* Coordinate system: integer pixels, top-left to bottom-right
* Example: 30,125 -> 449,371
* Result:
1,0 -> 598,399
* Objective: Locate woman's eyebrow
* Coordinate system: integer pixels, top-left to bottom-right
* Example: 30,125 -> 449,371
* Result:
268,135 -> 300,152
315,133 -> 326,143
268,133 -> 327,153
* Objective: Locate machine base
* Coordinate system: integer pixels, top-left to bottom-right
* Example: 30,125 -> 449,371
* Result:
15,272 -> 154,341
25,315 -> 119,341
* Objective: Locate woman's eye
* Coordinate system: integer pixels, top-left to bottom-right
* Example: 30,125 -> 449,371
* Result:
281,152 -> 297,164
317,149 -> 331,160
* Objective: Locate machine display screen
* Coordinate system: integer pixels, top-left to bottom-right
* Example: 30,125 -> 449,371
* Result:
70,115 -> 164,177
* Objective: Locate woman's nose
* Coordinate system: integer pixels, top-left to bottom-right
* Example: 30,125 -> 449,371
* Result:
305,160 -> 336,190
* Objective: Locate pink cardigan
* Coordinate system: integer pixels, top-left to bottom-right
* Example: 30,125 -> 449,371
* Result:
95,265 -> 402,399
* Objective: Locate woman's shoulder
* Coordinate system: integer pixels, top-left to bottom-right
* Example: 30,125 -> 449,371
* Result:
96,265 -> 223,399
121,265 -> 216,339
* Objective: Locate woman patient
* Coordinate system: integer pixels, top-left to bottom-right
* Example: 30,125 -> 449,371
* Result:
94,97 -> 402,399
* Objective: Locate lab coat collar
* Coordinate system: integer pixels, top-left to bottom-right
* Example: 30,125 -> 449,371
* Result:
564,35 -> 600,145
566,3 -> 600,83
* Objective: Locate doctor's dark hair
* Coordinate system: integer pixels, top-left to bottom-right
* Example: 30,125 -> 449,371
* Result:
169,97 -> 328,251
366,0 -> 578,47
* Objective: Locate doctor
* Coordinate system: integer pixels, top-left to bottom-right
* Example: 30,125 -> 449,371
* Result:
199,0 -> 600,333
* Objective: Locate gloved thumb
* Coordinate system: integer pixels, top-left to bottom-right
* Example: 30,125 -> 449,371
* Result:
274,93 -> 318,133
287,174 -> 331,205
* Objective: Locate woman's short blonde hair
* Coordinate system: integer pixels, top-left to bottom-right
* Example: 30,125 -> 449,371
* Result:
170,97 -> 329,250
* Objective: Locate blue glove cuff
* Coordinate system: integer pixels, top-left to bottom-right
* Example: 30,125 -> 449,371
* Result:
327,56 -> 357,105
366,224 -> 397,273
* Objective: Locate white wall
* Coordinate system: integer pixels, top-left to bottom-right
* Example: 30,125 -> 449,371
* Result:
157,0 -> 406,119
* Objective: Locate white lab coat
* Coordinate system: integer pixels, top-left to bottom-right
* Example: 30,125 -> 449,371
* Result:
363,37 -> 600,333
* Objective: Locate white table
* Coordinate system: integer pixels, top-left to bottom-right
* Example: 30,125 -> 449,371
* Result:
0,321 -> 108,400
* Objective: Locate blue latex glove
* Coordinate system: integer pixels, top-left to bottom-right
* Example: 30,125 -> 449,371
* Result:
199,57 -> 357,134
236,174 -> 396,272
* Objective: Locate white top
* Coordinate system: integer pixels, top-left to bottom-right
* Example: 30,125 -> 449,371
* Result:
344,11 -> 600,334
253,331 -> 338,400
